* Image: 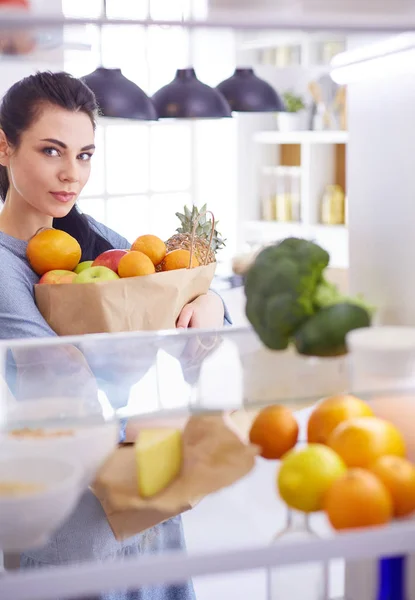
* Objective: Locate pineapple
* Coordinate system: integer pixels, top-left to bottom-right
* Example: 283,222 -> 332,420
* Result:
165,204 -> 226,266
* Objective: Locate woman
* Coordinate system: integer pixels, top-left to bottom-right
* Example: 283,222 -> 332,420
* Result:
0,70 -> 227,599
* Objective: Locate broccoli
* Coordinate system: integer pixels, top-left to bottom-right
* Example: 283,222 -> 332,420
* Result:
314,278 -> 376,317
244,238 -> 330,350
244,237 -> 375,356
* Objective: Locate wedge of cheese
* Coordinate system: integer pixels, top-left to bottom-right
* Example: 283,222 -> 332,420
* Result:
135,428 -> 183,498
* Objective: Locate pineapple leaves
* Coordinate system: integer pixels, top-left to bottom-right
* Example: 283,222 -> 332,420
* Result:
184,205 -> 192,220
173,203 -> 226,253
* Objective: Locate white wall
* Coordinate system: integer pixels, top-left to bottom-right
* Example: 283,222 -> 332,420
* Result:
347,68 -> 415,325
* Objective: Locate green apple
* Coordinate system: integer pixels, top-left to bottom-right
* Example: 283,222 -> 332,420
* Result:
74,266 -> 120,283
74,260 -> 94,274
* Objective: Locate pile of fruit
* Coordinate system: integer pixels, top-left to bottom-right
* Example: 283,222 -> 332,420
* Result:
249,395 -> 415,531
26,205 -> 225,284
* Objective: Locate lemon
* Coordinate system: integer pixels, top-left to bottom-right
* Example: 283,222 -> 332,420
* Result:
277,444 -> 347,512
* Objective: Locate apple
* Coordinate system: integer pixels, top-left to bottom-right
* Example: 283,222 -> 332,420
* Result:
38,270 -> 77,284
74,266 -> 120,283
92,249 -> 128,274
74,260 -> 94,274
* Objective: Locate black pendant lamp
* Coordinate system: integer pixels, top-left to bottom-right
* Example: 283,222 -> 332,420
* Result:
82,67 -> 158,121
152,68 -> 232,119
216,68 -> 285,113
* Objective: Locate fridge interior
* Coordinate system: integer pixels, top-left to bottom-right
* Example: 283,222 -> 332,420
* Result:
1,2 -> 415,599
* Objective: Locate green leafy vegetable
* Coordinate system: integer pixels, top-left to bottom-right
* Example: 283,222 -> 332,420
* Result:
244,238 -> 329,350
244,237 -> 375,356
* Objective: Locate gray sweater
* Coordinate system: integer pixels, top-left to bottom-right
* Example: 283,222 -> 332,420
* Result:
0,217 -> 197,599
0,216 -> 131,340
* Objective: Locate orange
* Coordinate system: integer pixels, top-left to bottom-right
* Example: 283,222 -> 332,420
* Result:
327,416 -> 406,468
307,394 -> 373,445
131,234 -> 166,267
162,249 -> 199,271
26,228 -> 81,275
370,455 -> 415,518
249,405 -> 299,460
323,468 -> 393,530
118,251 -> 155,277
371,393 -> 415,463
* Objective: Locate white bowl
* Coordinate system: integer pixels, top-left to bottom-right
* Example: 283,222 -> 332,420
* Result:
0,456 -> 82,552
346,326 -> 415,391
2,398 -> 119,485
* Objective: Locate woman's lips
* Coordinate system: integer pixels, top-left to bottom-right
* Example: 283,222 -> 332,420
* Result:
50,192 -> 76,203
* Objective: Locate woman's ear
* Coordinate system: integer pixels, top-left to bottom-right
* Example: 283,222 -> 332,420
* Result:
0,130 -> 10,166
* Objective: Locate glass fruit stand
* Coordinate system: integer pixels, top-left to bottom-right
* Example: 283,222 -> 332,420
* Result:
1,325 -> 415,600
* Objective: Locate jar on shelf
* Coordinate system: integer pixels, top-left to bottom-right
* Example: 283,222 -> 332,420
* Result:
289,167 -> 301,222
275,166 -> 292,222
259,47 -> 277,65
321,40 -> 346,65
260,167 -> 276,221
274,44 -> 302,67
320,184 -> 345,225
275,166 -> 302,223
260,166 -> 303,223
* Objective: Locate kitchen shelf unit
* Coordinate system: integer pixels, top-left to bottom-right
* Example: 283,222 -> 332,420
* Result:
238,129 -> 348,267
236,29 -> 347,72
233,29 -> 349,268
242,221 -> 348,268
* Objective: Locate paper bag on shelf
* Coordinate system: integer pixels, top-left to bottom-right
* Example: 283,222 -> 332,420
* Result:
34,263 -> 216,336
91,415 -> 258,541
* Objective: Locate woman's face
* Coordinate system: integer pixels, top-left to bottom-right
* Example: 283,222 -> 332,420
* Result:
5,103 -> 95,219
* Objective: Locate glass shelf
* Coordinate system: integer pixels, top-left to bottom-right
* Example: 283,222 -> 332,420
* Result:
0,325 -> 353,432
2,323 -> 414,433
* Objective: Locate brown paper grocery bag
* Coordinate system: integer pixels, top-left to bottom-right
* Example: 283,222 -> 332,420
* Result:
91,415 -> 259,541
34,263 -> 216,336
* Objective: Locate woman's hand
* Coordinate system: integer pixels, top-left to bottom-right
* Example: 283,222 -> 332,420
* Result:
176,292 -> 225,329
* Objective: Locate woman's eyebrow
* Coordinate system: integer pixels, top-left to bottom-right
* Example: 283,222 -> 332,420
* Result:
40,138 -> 95,152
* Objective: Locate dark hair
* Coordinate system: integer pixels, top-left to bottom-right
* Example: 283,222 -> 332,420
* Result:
0,71 -> 113,260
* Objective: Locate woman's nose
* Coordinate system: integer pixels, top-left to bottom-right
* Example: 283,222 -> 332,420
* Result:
59,160 -> 79,183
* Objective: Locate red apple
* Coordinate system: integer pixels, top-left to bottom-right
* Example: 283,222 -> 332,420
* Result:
92,249 -> 128,274
38,270 -> 77,284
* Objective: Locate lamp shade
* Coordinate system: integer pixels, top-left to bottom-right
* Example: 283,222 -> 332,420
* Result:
82,67 -> 157,121
152,68 -> 232,119
216,68 -> 285,112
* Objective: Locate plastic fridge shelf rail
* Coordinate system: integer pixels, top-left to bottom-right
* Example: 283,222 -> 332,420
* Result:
2,517 -> 415,600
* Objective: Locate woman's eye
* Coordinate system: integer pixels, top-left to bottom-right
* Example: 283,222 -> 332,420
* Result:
43,147 -> 59,157
78,152 -> 93,161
